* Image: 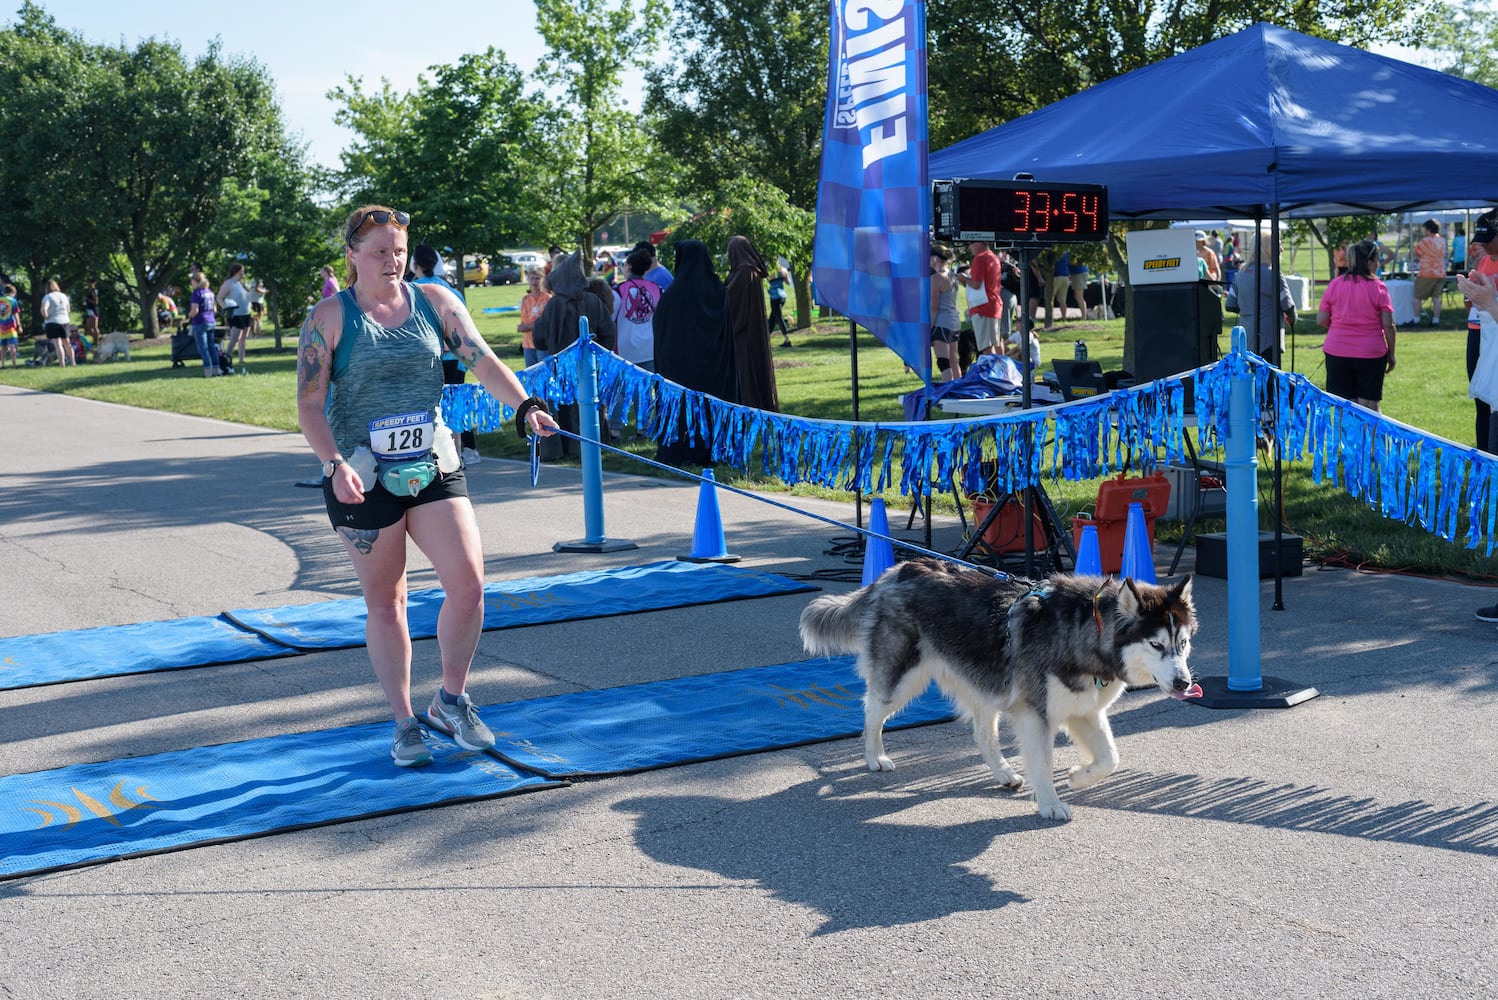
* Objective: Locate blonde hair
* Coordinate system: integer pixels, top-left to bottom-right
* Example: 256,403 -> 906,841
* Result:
343,203 -> 406,286
1245,228 -> 1275,265
46,278 -> 60,293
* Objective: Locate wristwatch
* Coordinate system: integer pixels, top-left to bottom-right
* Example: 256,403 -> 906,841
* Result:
322,457 -> 344,478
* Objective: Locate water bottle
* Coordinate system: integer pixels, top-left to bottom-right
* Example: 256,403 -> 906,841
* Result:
1074,339 -> 1088,362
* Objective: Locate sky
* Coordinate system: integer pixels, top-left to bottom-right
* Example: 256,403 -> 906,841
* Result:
31,0 -> 574,171
24,2 -> 1477,175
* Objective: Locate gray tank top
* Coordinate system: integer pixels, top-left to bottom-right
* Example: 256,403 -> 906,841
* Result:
934,275 -> 961,330
327,284 -> 446,458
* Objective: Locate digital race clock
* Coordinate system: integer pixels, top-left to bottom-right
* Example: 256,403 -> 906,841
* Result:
933,179 -> 1109,245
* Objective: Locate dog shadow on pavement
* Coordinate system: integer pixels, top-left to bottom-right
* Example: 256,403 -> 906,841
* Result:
613,762 -> 1035,936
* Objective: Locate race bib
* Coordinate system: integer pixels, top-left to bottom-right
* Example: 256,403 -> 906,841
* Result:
369,411 -> 435,461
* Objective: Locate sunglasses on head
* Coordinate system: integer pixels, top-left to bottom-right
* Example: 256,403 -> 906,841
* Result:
346,209 -> 410,245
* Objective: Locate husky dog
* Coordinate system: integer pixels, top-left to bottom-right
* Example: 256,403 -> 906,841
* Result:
799,558 -> 1200,821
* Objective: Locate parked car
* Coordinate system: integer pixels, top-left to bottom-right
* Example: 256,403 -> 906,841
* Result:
487,255 -> 522,285
507,251 -> 547,273
462,256 -> 489,287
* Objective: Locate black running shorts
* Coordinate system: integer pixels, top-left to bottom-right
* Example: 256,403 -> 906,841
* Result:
322,468 -> 469,531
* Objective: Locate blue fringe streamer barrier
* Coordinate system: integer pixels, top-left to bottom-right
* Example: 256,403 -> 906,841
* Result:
441,341 -> 1498,556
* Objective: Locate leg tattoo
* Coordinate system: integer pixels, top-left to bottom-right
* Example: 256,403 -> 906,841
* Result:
339,526 -> 379,555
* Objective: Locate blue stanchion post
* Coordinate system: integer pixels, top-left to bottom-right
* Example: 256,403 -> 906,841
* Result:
1192,326 -> 1317,709
1224,325 -> 1261,691
553,316 -> 638,554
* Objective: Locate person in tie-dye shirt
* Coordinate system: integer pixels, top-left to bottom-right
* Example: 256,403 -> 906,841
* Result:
0,284 -> 20,367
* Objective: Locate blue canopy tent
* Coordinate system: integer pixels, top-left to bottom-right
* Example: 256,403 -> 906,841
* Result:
929,22 -> 1498,219
931,23 -> 1498,704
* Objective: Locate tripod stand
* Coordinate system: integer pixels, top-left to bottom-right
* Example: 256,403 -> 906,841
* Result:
958,481 -> 1075,575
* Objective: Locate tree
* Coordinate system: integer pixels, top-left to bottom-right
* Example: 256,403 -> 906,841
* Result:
644,0 -> 827,212
666,177 -> 816,330
207,132 -> 336,348
925,0 -> 1436,149
79,38 -> 281,336
532,0 -> 673,264
331,49 -> 548,278
664,176 -> 814,272
0,3 -> 111,331
329,76 -> 418,212
1287,215 -> 1393,278
644,0 -> 827,325
1408,2 -> 1498,88
403,50 -> 547,279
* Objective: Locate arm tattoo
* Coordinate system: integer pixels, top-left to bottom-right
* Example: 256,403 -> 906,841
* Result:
297,321 -> 329,400
337,526 -> 378,555
445,305 -> 487,365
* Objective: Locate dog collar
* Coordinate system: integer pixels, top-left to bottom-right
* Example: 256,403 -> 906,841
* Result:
1092,582 -> 1107,637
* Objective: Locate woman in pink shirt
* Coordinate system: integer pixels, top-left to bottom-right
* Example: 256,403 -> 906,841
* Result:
1318,239 -> 1396,412
320,265 -> 340,299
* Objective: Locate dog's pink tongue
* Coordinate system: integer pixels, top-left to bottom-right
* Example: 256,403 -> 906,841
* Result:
1171,683 -> 1204,701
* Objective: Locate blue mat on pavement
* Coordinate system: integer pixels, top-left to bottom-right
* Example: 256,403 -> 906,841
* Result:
478,656 -> 958,778
225,561 -> 816,651
0,616 -> 297,692
0,655 -> 953,878
0,563 -> 813,691
0,723 -> 563,881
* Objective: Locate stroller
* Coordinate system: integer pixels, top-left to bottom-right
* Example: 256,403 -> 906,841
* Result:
171,325 -> 230,374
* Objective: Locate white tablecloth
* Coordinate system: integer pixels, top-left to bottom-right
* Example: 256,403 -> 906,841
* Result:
1384,279 -> 1417,325
1284,274 -> 1310,311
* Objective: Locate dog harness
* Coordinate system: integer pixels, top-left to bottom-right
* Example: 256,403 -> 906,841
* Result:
1021,581 -> 1112,688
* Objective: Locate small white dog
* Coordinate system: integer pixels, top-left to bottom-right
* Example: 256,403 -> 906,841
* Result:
96,332 -> 132,362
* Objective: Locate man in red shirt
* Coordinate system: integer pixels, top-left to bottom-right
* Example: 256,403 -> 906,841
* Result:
964,240 -> 1004,356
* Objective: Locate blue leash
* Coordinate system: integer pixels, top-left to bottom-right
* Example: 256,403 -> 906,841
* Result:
531,428 -> 1011,580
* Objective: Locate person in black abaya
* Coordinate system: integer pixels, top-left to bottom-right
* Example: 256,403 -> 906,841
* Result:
533,250 -> 617,459
725,235 -> 780,413
652,239 -> 738,468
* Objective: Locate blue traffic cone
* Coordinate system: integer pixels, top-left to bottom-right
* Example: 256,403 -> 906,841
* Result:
1075,522 -> 1103,576
861,499 -> 896,586
1119,501 -> 1157,583
678,470 -> 741,563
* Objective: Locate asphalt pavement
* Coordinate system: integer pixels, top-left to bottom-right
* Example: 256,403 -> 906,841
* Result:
1,382 -> 1495,999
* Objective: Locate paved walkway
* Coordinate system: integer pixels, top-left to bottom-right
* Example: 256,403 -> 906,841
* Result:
1,384 -> 1495,999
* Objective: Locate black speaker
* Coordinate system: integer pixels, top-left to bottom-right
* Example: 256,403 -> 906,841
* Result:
1127,282 -> 1221,383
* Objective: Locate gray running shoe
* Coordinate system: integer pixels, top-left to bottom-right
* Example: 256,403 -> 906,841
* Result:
391,718 -> 433,768
426,692 -> 495,751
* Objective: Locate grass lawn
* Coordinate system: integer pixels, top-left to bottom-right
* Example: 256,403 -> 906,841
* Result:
5,283 -> 1496,582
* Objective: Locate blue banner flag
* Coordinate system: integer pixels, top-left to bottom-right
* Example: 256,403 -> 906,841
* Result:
812,0 -> 930,381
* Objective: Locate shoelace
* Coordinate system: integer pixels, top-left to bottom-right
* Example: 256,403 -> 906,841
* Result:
395,725 -> 426,749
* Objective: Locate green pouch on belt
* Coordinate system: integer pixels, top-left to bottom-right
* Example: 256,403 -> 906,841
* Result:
379,457 -> 439,497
